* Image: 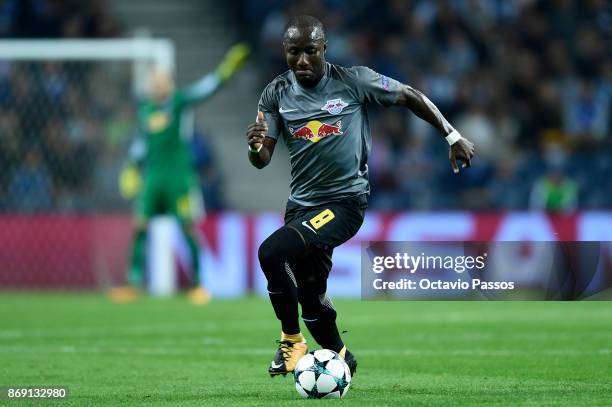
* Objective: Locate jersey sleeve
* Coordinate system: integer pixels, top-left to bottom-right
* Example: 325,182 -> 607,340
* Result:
347,66 -> 404,106
257,82 -> 283,140
181,72 -> 223,107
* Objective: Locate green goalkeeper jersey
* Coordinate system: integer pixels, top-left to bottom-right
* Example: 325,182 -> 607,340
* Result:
134,72 -> 224,177
130,73 -> 225,221
137,91 -> 192,176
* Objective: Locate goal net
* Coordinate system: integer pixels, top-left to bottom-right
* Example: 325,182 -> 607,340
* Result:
0,38 -> 176,289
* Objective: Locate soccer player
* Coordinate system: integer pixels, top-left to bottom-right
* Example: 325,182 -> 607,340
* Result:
109,43 -> 250,304
246,16 -> 474,376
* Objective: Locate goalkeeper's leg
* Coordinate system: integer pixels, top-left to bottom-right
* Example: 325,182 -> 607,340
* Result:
108,222 -> 146,303
170,178 -> 210,304
182,222 -> 211,305
128,224 -> 147,286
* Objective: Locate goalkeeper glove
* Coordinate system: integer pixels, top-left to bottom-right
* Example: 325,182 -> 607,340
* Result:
119,164 -> 141,199
216,42 -> 251,81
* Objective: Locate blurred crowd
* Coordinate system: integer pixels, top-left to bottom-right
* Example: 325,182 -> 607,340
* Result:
0,62 -> 132,211
0,0 -> 223,212
1,0 -> 610,212
0,0 -> 120,38
243,0 -> 611,210
0,0 -> 123,211
0,61 -> 223,212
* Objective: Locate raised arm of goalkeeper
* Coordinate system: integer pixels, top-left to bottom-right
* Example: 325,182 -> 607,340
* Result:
182,42 -> 251,106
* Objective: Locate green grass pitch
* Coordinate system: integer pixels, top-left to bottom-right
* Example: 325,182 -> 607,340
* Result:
1,293 -> 611,406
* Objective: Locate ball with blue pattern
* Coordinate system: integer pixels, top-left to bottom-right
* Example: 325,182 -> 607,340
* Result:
293,349 -> 351,399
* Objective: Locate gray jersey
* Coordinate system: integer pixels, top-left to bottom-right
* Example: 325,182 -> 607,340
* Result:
258,63 -> 404,206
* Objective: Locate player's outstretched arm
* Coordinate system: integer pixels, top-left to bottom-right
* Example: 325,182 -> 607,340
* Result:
216,42 -> 251,82
183,42 -> 251,106
247,111 -> 277,169
397,85 -> 475,173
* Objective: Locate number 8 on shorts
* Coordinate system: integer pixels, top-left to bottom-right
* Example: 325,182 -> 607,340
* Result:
309,209 -> 335,230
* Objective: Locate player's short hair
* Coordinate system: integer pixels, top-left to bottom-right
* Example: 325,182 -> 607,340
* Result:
283,15 -> 326,44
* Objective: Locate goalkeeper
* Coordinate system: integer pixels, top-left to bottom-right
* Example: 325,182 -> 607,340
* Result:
110,43 -> 250,304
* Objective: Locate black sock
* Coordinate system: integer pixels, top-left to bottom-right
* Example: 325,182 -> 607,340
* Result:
303,318 -> 344,352
301,293 -> 344,352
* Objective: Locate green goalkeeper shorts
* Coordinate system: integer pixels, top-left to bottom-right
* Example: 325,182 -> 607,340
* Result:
135,172 -> 204,223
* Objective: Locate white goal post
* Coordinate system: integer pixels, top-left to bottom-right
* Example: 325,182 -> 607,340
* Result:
0,37 -> 175,95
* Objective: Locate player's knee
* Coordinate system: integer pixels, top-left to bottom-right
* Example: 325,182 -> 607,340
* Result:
258,238 -> 278,270
180,220 -> 196,235
180,223 -> 192,235
135,219 -> 148,232
258,227 -> 304,270
258,239 -> 286,286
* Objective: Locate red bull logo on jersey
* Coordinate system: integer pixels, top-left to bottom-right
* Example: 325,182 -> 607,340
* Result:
289,120 -> 343,143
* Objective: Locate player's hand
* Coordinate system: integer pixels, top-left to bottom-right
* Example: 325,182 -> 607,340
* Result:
246,111 -> 267,151
449,137 -> 475,174
119,164 -> 141,199
216,42 -> 251,81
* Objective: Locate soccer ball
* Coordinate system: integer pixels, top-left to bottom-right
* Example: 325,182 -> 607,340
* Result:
293,349 -> 351,399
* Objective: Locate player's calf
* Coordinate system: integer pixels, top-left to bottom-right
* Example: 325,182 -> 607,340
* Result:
300,291 -> 346,352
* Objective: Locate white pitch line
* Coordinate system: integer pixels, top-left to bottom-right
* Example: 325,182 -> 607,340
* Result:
0,330 -> 22,339
0,345 -> 608,357
1,327 -> 610,343
0,326 -> 228,341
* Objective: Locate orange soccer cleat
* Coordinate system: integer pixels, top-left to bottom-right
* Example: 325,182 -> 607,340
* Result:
187,287 -> 212,305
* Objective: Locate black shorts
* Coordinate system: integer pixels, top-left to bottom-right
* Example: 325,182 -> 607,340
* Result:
284,194 -> 368,281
